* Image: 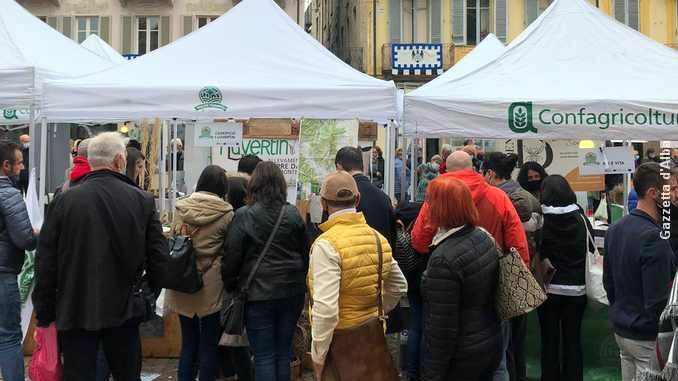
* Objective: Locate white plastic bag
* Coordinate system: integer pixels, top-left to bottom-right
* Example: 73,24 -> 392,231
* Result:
581,214 -> 609,306
155,289 -> 166,317
25,168 -> 43,230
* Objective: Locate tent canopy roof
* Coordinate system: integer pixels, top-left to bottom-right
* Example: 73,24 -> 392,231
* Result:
0,0 -> 110,107
405,0 -> 678,139
81,34 -> 127,64
408,34 -> 505,97
44,0 -> 397,123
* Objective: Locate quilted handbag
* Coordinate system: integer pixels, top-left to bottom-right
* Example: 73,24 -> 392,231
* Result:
393,222 -> 425,275
496,247 -> 547,321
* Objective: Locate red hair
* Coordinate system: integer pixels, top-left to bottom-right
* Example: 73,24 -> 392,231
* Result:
426,176 -> 479,229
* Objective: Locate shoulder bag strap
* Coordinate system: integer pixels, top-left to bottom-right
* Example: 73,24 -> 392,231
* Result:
372,230 -> 385,319
242,205 -> 287,293
578,213 -> 595,254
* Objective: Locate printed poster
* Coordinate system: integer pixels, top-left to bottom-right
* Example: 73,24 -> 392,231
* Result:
212,138 -> 299,203
298,119 -> 359,200
194,121 -> 243,147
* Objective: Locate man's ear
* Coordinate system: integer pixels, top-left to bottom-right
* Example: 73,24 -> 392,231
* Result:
0,160 -> 9,175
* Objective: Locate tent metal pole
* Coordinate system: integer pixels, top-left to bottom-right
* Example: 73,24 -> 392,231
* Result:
159,120 -> 168,217
410,136 -> 416,202
38,117 -> 47,212
384,122 -> 395,201
399,131 -> 407,204
623,140 -> 631,215
28,104 -> 36,180
171,119 -> 178,214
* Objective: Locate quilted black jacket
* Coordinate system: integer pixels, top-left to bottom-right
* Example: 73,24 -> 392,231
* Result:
221,202 -> 309,302
421,226 -> 502,381
0,176 -> 37,274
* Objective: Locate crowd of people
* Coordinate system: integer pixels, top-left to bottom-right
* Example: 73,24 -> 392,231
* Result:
1,133 -> 678,381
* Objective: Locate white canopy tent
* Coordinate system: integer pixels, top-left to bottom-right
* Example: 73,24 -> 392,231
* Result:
81,34 -> 127,65
43,0 -> 398,123
0,0 -> 113,207
0,0 -> 110,110
405,0 -> 678,140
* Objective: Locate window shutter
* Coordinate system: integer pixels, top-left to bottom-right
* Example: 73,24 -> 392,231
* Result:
121,16 -> 133,55
452,0 -> 464,44
627,0 -> 639,30
47,16 -> 58,31
525,0 -> 538,26
161,16 -> 171,46
61,16 -> 72,39
390,0 -> 401,43
614,0 -> 626,24
430,0 -> 442,43
183,15 -> 193,36
495,0 -> 507,42
100,16 -> 111,43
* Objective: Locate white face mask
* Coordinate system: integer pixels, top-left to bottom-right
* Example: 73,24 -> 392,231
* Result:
431,163 -> 440,171
22,143 -> 30,150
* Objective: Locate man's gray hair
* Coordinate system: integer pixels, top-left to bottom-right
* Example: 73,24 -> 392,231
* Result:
441,144 -> 453,155
88,132 -> 126,168
77,138 -> 91,158
446,151 -> 473,172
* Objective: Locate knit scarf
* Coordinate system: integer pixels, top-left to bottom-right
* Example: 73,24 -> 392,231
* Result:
69,156 -> 91,182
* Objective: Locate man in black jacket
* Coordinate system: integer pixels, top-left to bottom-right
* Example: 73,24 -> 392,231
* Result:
604,162 -> 674,381
33,132 -> 167,381
0,140 -> 37,381
335,147 -> 397,248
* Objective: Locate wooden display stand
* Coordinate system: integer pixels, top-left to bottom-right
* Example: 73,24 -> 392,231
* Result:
23,311 -> 183,358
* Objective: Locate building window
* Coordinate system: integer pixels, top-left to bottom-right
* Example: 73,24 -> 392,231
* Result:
401,0 -> 429,43
76,16 -> 99,43
137,16 -> 160,55
38,16 -> 47,23
466,0 -> 490,45
197,16 -> 218,29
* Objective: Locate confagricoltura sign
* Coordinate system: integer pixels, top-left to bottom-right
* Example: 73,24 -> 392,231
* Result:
508,102 -> 678,134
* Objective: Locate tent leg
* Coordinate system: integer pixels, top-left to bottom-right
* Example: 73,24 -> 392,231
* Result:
410,137 -> 416,202
159,121 -> 168,217
384,122 -> 395,202
171,119 -> 178,214
38,117 -> 47,213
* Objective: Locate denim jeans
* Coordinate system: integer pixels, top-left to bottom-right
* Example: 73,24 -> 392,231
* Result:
178,312 -> 221,381
406,270 -> 424,381
221,346 -> 254,381
96,346 -> 111,381
492,320 -> 511,381
246,295 -> 305,381
0,273 -> 24,381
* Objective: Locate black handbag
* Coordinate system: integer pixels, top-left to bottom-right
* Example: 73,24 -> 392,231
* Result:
222,206 -> 286,335
393,221 -> 425,275
131,273 -> 158,323
164,235 -> 204,294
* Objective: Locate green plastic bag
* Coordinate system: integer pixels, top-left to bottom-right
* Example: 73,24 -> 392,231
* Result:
18,250 -> 35,304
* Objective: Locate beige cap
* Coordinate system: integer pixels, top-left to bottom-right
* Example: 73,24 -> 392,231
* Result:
320,171 -> 359,202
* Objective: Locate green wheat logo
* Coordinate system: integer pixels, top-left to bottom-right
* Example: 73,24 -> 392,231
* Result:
3,109 -> 18,120
194,86 -> 228,111
508,102 -> 537,133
